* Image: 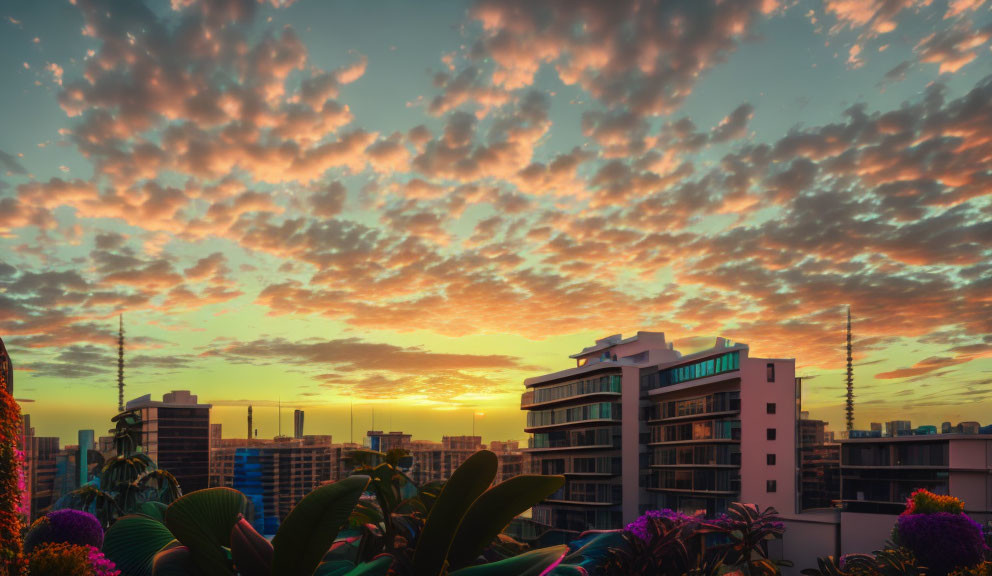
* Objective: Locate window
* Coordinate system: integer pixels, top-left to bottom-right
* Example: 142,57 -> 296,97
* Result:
767,480 -> 777,493
766,363 -> 775,382
766,403 -> 776,414
767,453 -> 776,465
766,428 -> 776,440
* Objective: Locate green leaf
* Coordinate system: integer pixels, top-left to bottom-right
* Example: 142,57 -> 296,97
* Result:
271,474 -> 371,576
164,487 -> 250,576
311,560 -> 356,576
413,450 -> 498,576
152,545 -> 202,576
447,474 -> 565,569
103,514 -> 177,576
138,501 -> 169,522
231,515 -> 274,576
447,545 -> 568,576
340,556 -> 394,576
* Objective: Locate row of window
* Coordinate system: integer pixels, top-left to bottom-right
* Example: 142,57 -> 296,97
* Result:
526,402 -> 620,428
842,443 -> 948,467
653,469 -> 740,492
653,444 -> 742,466
532,374 -> 622,404
654,391 -> 741,420
649,419 -> 742,443
537,456 -> 621,475
548,480 -> 623,504
642,351 -> 741,390
529,426 -> 620,449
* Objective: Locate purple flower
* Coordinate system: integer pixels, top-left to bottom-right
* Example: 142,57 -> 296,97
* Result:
896,512 -> 987,576
24,509 -> 104,554
625,509 -> 699,542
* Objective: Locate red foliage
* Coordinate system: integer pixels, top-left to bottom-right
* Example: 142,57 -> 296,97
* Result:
0,385 -> 26,576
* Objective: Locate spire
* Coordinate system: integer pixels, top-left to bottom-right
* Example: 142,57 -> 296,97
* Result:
845,306 -> 854,431
117,314 -> 125,413
248,404 -> 253,441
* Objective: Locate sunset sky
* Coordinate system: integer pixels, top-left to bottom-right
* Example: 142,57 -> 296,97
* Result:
1,0 -> 990,445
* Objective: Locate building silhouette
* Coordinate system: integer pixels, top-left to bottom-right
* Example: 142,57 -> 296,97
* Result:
115,390 -> 211,493
0,335 -> 12,395
293,409 -> 304,439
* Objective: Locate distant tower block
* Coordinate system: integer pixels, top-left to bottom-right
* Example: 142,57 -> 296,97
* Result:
117,314 -> 125,413
845,306 -> 855,431
0,336 -> 11,395
294,409 -> 304,439
247,405 -> 253,440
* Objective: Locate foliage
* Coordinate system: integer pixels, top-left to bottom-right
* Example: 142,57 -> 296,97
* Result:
895,512 -> 987,576
802,545 -> 925,576
56,453 -> 182,528
948,561 -> 992,576
603,503 -> 788,576
102,514 -> 176,576
902,490 -> 965,516
0,386 -> 25,576
27,543 -> 120,576
24,509 -> 105,555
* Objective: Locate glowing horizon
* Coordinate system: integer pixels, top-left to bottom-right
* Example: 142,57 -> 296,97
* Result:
1,0 -> 990,446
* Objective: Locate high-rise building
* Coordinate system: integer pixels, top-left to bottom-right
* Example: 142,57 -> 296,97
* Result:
366,430 -> 412,452
115,390 -> 211,493
232,436 -> 335,535
294,409 -> 304,439
78,429 -> 95,487
0,335 -> 12,395
29,434 -> 60,520
885,420 -> 912,437
523,332 -> 800,531
799,417 -> 840,510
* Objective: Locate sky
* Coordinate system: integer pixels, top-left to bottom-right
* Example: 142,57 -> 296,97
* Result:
1,0 -> 991,446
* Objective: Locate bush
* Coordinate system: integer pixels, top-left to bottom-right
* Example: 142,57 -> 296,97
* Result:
27,542 -> 119,576
902,489 -> 965,516
896,512 -> 987,576
23,509 -> 104,555
949,561 -> 992,576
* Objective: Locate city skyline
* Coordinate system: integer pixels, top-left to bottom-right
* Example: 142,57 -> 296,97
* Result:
1,0 -> 991,445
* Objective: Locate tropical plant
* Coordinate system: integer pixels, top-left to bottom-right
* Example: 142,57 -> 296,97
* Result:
56,452 -> 181,528
27,542 -> 120,576
0,385 -> 25,576
802,545 -> 925,576
23,509 -> 105,555
705,502 -> 790,576
99,449 -> 566,576
949,562 -> 992,576
601,512 -> 694,576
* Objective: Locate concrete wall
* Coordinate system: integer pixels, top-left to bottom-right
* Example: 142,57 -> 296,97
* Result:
740,353 -> 798,515
777,514 -> 840,576
840,511 -> 898,555
621,364 -> 643,525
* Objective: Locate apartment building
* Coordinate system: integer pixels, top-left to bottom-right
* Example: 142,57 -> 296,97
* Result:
522,332 -> 800,533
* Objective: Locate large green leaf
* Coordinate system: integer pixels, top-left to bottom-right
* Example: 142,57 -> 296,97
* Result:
231,515 -> 273,576
312,556 -> 393,576
138,501 -> 169,523
413,450 -> 498,576
152,545 -> 202,576
447,474 -> 565,569
448,545 -> 568,576
271,474 -> 371,576
164,487 -> 250,576
103,514 -> 177,576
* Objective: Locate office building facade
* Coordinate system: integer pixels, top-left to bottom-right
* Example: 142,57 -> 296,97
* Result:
116,390 -> 211,493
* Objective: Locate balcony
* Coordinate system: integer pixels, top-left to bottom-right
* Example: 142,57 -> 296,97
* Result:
521,374 -> 622,409
525,402 -> 621,432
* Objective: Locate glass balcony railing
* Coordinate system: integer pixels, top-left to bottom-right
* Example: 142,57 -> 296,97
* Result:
526,402 -> 621,429
522,374 -> 621,408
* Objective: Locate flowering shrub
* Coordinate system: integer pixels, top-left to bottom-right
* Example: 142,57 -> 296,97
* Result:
23,509 -> 105,555
948,562 -> 992,576
896,512 -> 987,576
625,509 -> 699,542
902,489 -> 965,516
27,543 -> 119,576
0,386 -> 25,576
